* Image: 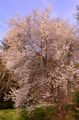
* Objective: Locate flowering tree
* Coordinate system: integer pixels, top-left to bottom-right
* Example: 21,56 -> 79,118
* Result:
3,8 -> 79,112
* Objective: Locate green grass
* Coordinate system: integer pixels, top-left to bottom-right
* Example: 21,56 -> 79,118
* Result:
0,108 -> 55,120
0,106 -> 57,120
0,109 -> 20,120
0,106 -> 76,120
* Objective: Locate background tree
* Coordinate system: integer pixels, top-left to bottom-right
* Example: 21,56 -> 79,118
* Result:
75,5 -> 79,62
0,54 -> 18,109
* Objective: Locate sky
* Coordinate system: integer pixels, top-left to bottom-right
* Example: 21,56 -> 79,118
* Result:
0,0 -> 79,40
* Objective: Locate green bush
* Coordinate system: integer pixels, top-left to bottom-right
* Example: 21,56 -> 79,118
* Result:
74,91 -> 79,105
0,99 -> 14,109
30,106 -> 57,120
72,91 -> 79,120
